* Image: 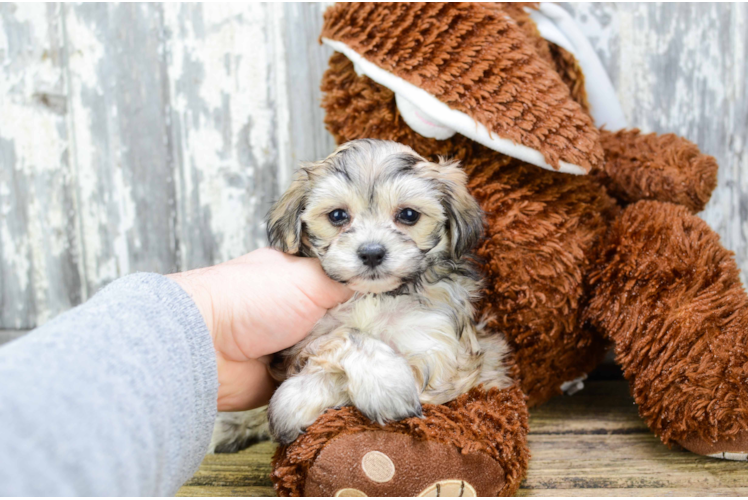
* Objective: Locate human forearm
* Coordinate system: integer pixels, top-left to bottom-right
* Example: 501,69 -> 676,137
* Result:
0,273 -> 218,495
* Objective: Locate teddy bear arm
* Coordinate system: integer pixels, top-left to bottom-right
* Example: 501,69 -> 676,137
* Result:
596,129 -> 718,213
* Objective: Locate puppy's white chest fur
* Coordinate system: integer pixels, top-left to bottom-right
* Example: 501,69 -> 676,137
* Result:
325,292 -> 458,360
280,276 -> 512,414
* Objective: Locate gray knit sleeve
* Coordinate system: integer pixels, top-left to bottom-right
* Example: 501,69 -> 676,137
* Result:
0,273 -> 218,496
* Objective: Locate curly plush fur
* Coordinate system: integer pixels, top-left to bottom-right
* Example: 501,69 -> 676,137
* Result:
321,50 -> 618,406
597,130 -> 719,213
318,7 -> 723,409
320,2 -> 603,172
585,200 -> 748,449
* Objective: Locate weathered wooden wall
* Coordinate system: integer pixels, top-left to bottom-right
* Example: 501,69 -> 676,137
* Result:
1,3 -> 747,330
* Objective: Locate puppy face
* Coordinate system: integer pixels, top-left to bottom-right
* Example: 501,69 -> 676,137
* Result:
268,139 -> 482,293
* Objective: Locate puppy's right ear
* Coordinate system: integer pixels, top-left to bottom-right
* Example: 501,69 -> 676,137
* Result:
267,169 -> 309,254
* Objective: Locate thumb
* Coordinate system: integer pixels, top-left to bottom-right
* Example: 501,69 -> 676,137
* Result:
286,254 -> 354,309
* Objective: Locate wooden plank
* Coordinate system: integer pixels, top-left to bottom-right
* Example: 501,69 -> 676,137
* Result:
177,485 -> 276,497
523,436 -> 748,489
177,440 -> 275,497
178,381 -> 748,497
164,3 -> 284,270
518,488 -> 748,497
0,3 -> 84,328
529,380 -> 647,434
524,382 -> 748,493
563,3 -> 748,283
62,3 -> 178,292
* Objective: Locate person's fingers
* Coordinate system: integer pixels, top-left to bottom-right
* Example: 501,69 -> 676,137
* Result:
232,247 -> 353,308
284,253 -> 354,309
183,247 -> 354,411
216,355 -> 277,412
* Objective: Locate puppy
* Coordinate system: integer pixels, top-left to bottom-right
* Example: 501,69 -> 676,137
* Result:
211,139 -> 513,451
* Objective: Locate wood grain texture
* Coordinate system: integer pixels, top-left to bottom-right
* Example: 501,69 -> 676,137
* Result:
176,381 -> 748,497
1,3 -> 747,327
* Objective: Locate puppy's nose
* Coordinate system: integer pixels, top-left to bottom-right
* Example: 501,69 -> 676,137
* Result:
358,243 -> 387,268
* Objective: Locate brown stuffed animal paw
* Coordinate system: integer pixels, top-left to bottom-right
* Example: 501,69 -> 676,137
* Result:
270,385 -> 529,497
303,431 -> 505,496
679,431 -> 748,462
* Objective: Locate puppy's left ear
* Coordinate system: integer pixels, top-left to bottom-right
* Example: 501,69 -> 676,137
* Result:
437,159 -> 484,259
267,169 -> 309,254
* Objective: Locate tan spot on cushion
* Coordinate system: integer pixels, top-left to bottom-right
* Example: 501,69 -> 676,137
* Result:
361,451 -> 395,483
335,487 -> 368,497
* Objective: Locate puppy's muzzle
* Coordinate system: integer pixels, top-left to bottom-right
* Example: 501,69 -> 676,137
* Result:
358,243 -> 387,268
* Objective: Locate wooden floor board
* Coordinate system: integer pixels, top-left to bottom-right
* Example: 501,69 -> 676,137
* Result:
178,381 -> 748,497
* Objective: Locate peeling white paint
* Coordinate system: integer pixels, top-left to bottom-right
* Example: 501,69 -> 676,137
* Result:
62,9 -> 105,93
0,222 -> 30,304
1,3 -> 81,327
166,3 -> 280,265
0,5 -> 67,176
111,163 -> 134,277
562,3 -> 618,66
62,5 -> 113,285
2,3 -> 748,327
269,3 -> 291,201
0,17 -> 7,58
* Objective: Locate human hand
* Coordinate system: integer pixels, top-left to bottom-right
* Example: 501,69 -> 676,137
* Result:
168,248 -> 352,412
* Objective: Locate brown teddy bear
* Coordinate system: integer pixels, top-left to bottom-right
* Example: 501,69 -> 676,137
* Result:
270,3 -> 748,496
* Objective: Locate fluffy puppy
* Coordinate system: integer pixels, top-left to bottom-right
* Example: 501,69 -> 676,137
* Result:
211,139 -> 513,451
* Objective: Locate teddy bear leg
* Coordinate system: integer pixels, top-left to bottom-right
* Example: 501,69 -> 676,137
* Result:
585,200 -> 748,460
270,385 -> 529,496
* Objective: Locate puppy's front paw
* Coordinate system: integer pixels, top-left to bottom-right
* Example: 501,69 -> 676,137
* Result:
357,382 -> 422,425
267,409 -> 303,446
267,385 -> 309,445
267,373 -> 348,445
267,400 -> 307,445
347,352 -> 422,425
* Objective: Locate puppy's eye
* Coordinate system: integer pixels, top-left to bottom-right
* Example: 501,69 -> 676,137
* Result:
396,208 -> 420,225
328,209 -> 350,226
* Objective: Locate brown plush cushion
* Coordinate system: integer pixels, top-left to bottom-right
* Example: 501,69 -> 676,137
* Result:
321,2 -> 603,172
305,431 -> 505,496
271,385 -> 529,497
